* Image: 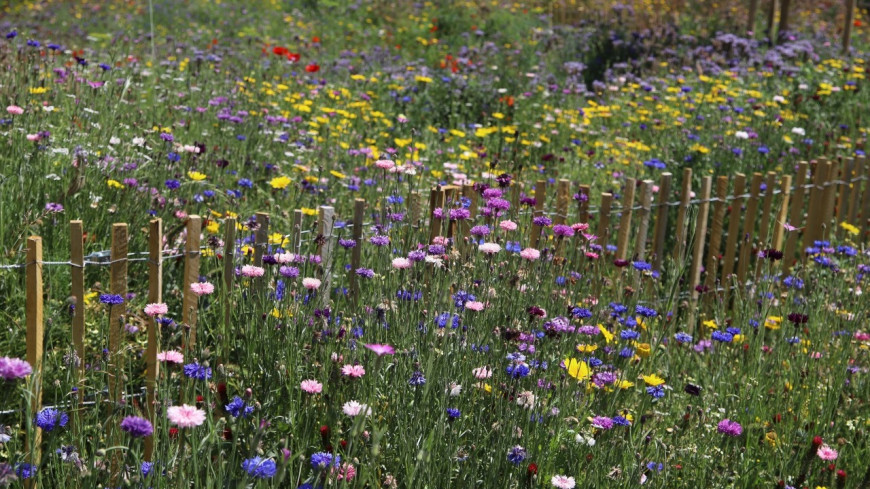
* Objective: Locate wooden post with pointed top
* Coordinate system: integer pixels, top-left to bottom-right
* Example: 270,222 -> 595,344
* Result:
349,199 -> 365,299
318,206 -> 335,306
737,173 -> 763,287
615,178 -> 636,261
721,174 -> 746,301
108,223 -> 128,405
529,180 -> 546,249
70,221 -> 85,407
182,216 -> 201,350
651,172 -> 672,271
783,162 -> 809,272
705,176 -> 729,293
25,236 -> 44,472
144,218 -> 162,462
673,168 -> 693,263
688,177 -> 713,333
634,180 -> 654,262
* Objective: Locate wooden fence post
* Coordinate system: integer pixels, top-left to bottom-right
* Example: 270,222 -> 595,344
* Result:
69,221 -> 85,406
223,217 -> 236,335
757,171 -> 778,248
721,174 -> 746,301
577,184 -> 591,223
25,236 -> 44,469
108,223 -> 128,405
144,218 -> 162,462
428,186 -> 444,244
597,193 -> 613,248
861,158 -> 870,244
349,199 -> 365,299
554,179 -> 570,226
747,0 -> 759,33
688,177 -> 713,333
651,172 -> 672,271
409,191 -> 422,226
820,159 -> 840,241
804,159 -> 830,247
737,173 -> 763,287
318,205 -> 335,305
705,176 -> 729,293
836,158 -> 854,236
783,162 -> 809,272
843,0 -> 855,53
633,180 -> 654,262
766,0 -> 779,41
771,175 -> 792,253
846,156 -> 864,227
291,210 -> 303,255
253,212 -> 269,268
673,168 -> 693,262
529,180 -> 546,249
182,216 -> 201,350
615,178 -> 636,261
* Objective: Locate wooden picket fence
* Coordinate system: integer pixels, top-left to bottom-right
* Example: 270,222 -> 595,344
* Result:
8,156 -> 870,475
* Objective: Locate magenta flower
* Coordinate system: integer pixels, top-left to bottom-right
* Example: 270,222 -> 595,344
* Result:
717,419 -> 743,436
364,344 -> 395,356
0,357 -> 32,380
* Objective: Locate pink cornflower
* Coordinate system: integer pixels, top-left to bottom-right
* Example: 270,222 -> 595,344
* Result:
571,222 -> 589,232
391,257 -> 412,269
333,462 -> 357,481
144,303 -> 169,316
432,236 -> 447,245
465,301 -> 485,311
156,350 -> 184,364
240,265 -> 265,277
551,475 -> 576,488
817,444 -> 838,461
274,252 -> 294,264
190,282 -> 215,296
342,400 -> 371,417
300,379 -> 323,394
472,366 -> 492,379
302,278 -> 321,289
499,220 -> 517,231
167,404 -> 206,428
478,242 -> 501,254
6,105 -> 23,115
26,134 -> 40,142
717,419 -> 743,436
375,159 -> 395,170
364,344 -> 395,356
341,364 -> 366,378
0,357 -> 32,380
520,248 -> 540,261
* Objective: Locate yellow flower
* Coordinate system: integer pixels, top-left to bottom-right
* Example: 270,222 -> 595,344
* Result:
575,344 -> 598,353
597,324 -> 614,343
29,87 -> 49,95
206,221 -> 220,234
187,171 -> 207,181
269,232 -> 286,246
840,221 -> 859,235
564,358 -> 590,381
703,319 -> 718,330
270,176 -> 292,189
107,179 -> 124,189
414,75 -> 432,83
642,374 -> 666,386
635,343 -> 651,358
84,291 -> 99,306
394,137 -> 412,147
764,431 -> 778,447
301,207 -> 318,216
329,170 -> 347,179
765,316 -> 782,330
616,380 -> 635,389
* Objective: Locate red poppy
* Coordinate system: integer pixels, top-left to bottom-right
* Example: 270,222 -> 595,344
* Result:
273,46 -> 289,56
312,36 -> 321,43
855,20 -> 862,27
527,463 -> 537,476
305,63 -> 320,73
287,53 -> 301,62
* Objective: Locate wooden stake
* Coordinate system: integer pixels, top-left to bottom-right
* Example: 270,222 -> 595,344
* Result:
721,174 -> 746,302
651,172 -> 672,271
182,216 -> 201,350
144,218 -> 162,462
409,191 -> 422,225
688,177 -> 713,333
757,171 -> 777,248
766,0 -> 779,41
846,156 -> 864,227
597,193 -> 613,247
291,210 -> 303,255
253,212 -> 269,267
778,0 -> 791,34
836,158 -> 854,235
554,179 -> 571,226
820,159 -> 840,241
615,178 -> 636,261
843,0 -> 855,53
673,168 -> 693,262
747,0 -> 760,34
318,205 -> 336,306
69,221 -> 85,405
772,175 -> 792,252
705,176 -> 729,293
428,186 -> 444,244
529,180 -> 546,249
25,236 -> 44,469
633,180 -> 654,261
783,162 -> 809,273
349,199 -> 365,299
108,223 -> 128,405
862,159 -> 870,244
737,173 -> 763,286
222,217 -> 236,335
577,184 -> 591,223
804,159 -> 830,247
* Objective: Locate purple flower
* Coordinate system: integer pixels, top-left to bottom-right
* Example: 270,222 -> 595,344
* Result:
45,203 -> 64,213
34,408 -> 69,432
408,250 -> 426,262
553,225 -> 574,237
717,419 -> 743,436
355,268 -> 375,278
369,235 -> 390,246
591,416 -> 614,430
448,208 -> 470,220
364,343 -> 395,356
338,238 -> 356,249
470,225 -> 490,236
532,216 -> 552,227
0,357 -> 32,380
99,294 -> 124,305
120,416 -> 154,438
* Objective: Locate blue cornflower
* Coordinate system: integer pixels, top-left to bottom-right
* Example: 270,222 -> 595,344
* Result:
183,362 -> 212,380
674,332 -> 693,343
620,330 -> 640,340
646,385 -> 665,398
711,331 -> 733,343
310,452 -> 339,471
446,408 -> 461,419
242,457 -> 277,478
612,416 -> 631,426
408,371 -> 427,386
635,305 -> 657,318
609,303 -> 628,316
15,463 -> 35,479
99,294 -> 124,305
506,363 -> 530,378
165,179 -> 181,190
506,445 -> 526,465
571,307 -> 592,319
141,461 -> 154,477
355,268 -> 375,278
35,408 -> 69,432
782,276 -> 804,289
632,261 -> 652,271
619,347 -> 635,358
225,396 -> 254,418
237,178 -> 253,188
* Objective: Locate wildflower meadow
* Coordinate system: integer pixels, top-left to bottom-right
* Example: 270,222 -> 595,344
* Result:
1,1 -> 870,488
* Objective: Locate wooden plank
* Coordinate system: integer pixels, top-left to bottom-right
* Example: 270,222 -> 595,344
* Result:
69,221 -> 85,405
409,191 -> 422,225
673,168 -> 693,262
460,184 -> 476,252
766,0 -> 778,40
428,186 -> 444,244
349,199 -> 365,299
529,180 -> 546,249
25,236 -> 44,469
554,179 -> 571,226
687,177 -> 713,333
144,218 -> 162,462
737,173 -> 763,286
318,205 -> 336,306
108,223 -> 128,405
615,178 -> 636,261
836,158 -> 854,235
846,156 -> 864,227
633,180 -> 654,261
443,185 -> 460,240
291,210 -> 303,255
771,175 -> 792,252
757,171 -> 777,248
253,211 -> 269,267
862,158 -> 870,244
783,162 -> 809,273
651,172 -> 672,271
804,159 -> 830,247
820,159 -> 840,241
747,0 -> 759,34
778,0 -> 792,33
721,174 -> 746,303
843,0 -> 856,53
597,193 -> 613,248
704,176 -> 729,292
577,184 -> 591,223
509,181 -> 522,213
182,216 -> 201,349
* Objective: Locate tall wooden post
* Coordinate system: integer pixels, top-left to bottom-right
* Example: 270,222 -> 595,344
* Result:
843,0 -> 856,54
615,178 -> 636,261
688,177 -> 713,333
253,212 -> 269,267
651,172 -> 672,271
597,193 -> 613,248
529,180 -> 546,249
633,180 -> 654,262
144,218 -> 162,461
25,237 -> 44,470
223,217 -> 236,334
757,172 -> 778,248
291,210 -> 303,255
673,168 -> 693,262
778,0 -> 791,35
108,223 -> 128,405
705,176 -> 729,293
737,173 -> 763,286
721,174 -> 746,300
783,162 -> 809,272
318,205 -> 335,306
349,199 -> 365,299
747,0 -> 760,34
70,221 -> 85,405
182,216 -> 201,350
